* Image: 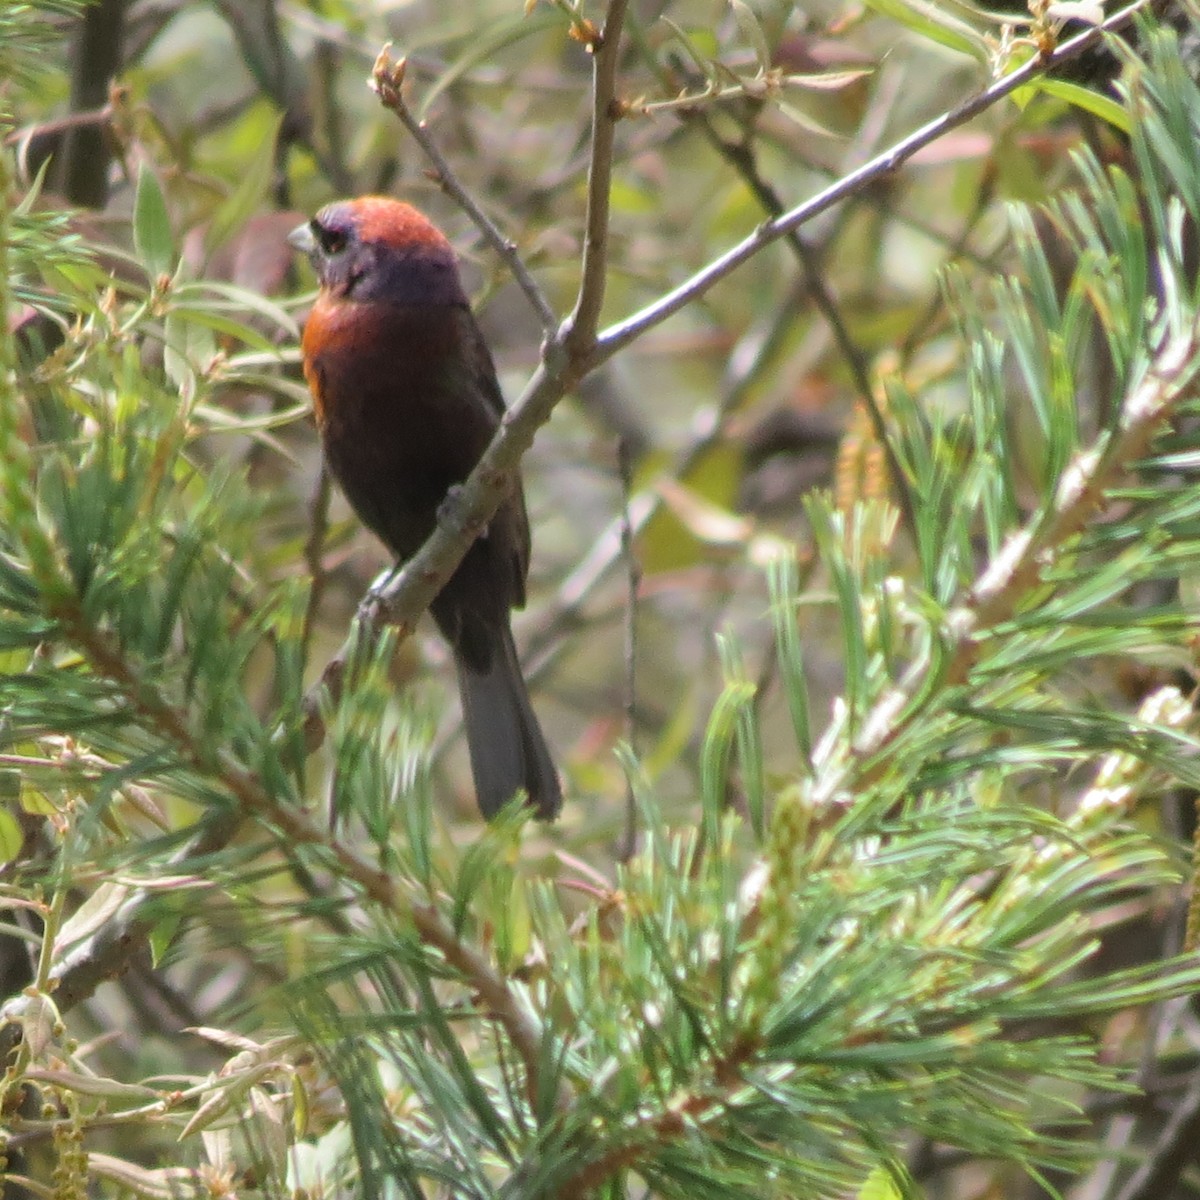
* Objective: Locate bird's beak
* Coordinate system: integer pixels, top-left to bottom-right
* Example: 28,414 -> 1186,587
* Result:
287,220 -> 317,258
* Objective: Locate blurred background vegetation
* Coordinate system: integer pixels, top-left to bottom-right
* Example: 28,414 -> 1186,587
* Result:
5,0 -> 1200,1197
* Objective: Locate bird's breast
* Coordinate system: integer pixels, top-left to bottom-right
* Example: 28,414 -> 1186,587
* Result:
304,298 -> 482,428
298,296 -> 500,556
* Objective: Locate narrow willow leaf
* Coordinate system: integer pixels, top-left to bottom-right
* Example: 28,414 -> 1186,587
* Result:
659,17 -> 721,80
0,804 -> 22,865
1035,77 -> 1131,134
418,9 -> 563,119
133,164 -> 175,280
861,0 -> 988,60
730,0 -> 772,72
203,112 -> 286,258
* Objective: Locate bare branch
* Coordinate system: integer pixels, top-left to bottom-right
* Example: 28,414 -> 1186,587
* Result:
371,46 -> 558,334
598,0 -> 1153,357
617,434 -> 639,861
300,462 -> 332,660
1113,1071 -> 1200,1200
561,0 -> 630,358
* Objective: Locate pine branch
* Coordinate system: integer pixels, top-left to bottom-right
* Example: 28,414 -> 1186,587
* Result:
53,604 -> 565,1107
815,318 -> 1200,808
8,5 -> 1200,1197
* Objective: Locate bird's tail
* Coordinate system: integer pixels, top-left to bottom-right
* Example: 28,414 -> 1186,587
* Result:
455,624 -> 562,820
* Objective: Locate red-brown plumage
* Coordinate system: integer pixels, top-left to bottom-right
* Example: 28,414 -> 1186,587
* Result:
341,195 -> 453,251
289,197 -> 561,820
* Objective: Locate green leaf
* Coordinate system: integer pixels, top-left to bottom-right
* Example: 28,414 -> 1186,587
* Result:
148,904 -> 185,968
857,1163 -> 909,1200
0,803 -> 22,866
658,17 -> 721,79
861,0 -> 988,60
1033,78 -> 1132,134
203,111 -> 286,258
730,0 -> 772,72
133,163 -> 175,279
172,280 -> 298,339
777,99 -> 848,139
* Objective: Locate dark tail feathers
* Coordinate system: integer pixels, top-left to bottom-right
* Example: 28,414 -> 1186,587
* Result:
455,624 -> 562,820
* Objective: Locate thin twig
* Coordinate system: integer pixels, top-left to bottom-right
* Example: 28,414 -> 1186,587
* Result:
562,0 -> 630,357
617,435 -> 639,861
4,103 -> 113,145
525,271 -> 814,670
370,46 -> 558,334
1112,1071 -> 1200,1200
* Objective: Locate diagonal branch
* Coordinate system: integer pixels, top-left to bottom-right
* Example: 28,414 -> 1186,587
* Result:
27,603 -> 569,1112
598,0 -> 1152,356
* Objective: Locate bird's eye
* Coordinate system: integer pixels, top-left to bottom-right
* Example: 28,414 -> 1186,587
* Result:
313,221 -> 348,255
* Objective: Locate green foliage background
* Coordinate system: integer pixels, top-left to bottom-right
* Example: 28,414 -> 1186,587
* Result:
3,1 -> 1200,1198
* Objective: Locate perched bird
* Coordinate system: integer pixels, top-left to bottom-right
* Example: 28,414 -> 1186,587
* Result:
288,196 -> 562,820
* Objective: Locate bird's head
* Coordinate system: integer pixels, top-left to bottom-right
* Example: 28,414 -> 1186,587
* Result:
288,196 -> 468,307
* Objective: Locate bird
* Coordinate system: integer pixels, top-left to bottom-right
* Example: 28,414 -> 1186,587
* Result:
288,196 -> 562,821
